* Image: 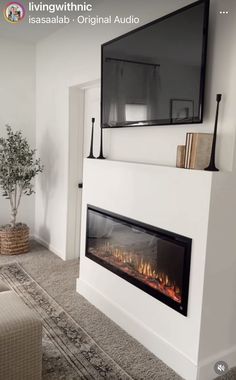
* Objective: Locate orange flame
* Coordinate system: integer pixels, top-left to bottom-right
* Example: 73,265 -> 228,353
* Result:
91,242 -> 181,303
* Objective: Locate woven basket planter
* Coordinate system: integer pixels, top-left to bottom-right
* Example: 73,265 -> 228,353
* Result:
0,224 -> 29,255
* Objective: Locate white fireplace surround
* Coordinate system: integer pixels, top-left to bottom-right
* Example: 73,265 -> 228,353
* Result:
77,158 -> 236,380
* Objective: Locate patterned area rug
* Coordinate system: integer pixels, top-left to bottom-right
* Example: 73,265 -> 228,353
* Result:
0,263 -> 132,380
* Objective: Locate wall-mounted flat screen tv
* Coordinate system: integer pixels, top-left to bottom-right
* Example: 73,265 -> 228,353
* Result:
101,0 -> 209,128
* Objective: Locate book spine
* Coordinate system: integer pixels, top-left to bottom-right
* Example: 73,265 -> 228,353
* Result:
187,133 -> 193,169
189,133 -> 198,169
176,145 -> 186,168
184,133 -> 190,168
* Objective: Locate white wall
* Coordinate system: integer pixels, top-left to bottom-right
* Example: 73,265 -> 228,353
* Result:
107,0 -> 236,170
0,37 -> 35,232
35,0 -> 236,259
35,0 -> 196,259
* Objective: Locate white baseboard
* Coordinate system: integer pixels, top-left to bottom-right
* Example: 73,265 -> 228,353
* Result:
77,277 -> 198,380
33,234 -> 65,260
198,345 -> 236,380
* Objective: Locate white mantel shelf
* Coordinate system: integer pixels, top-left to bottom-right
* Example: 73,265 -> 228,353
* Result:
87,157 -> 216,176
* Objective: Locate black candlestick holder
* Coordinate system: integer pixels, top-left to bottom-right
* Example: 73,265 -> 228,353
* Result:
87,117 -> 96,159
97,126 -> 105,159
205,94 -> 222,172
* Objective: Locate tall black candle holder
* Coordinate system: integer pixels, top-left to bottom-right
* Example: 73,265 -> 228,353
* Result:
87,117 -> 95,159
97,126 -> 105,159
205,94 -> 222,172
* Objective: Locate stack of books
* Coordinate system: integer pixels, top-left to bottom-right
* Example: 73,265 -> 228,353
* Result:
176,133 -> 213,170
184,133 -> 213,169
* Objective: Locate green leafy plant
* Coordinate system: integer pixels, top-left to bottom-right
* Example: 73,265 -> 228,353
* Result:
0,125 -> 43,227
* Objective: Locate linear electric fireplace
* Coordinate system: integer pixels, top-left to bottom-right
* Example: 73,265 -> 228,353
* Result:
86,205 -> 192,315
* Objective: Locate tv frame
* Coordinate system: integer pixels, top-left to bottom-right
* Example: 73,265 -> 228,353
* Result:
101,0 -> 210,129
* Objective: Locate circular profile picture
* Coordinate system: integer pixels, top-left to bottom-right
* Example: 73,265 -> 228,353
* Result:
3,2 -> 25,23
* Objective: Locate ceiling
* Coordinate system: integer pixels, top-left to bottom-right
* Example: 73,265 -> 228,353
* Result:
0,0 -> 101,44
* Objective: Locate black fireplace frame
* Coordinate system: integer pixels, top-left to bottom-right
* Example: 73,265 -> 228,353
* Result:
85,205 -> 192,316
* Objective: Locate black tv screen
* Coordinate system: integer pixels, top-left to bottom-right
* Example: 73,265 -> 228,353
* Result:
101,0 -> 209,128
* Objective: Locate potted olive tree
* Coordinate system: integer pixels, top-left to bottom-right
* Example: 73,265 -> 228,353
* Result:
0,125 -> 43,255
